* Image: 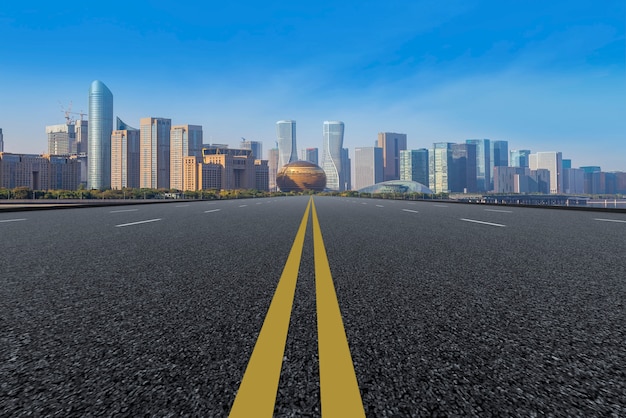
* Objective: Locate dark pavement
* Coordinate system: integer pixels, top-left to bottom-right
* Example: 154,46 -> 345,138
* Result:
1,196 -> 625,416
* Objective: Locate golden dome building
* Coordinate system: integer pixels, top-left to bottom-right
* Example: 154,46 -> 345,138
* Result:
276,161 -> 327,192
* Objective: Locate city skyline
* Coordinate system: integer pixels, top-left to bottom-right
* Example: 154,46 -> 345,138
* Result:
0,2 -> 624,170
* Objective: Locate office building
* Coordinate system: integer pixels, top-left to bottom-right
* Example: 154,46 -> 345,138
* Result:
255,160 -> 269,192
529,151 -> 563,194
510,149 -> 531,168
47,123 -> 76,155
377,132 -> 407,181
354,147 -> 383,190
75,119 -> 88,155
241,139 -> 262,159
0,128 -> 3,152
491,140 -> 509,169
170,125 -> 203,190
322,121 -> 345,191
429,143 -> 453,194
302,147 -> 319,165
466,139 -> 491,191
0,152 -> 80,190
140,117 -> 172,189
450,143 -> 477,193
268,147 -> 279,192
400,149 -> 429,187
276,120 -> 297,169
111,118 -> 140,189
341,148 -> 351,191
563,168 -> 584,194
202,147 -> 256,190
88,80 -> 113,189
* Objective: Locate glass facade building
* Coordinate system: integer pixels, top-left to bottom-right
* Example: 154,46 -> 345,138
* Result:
377,132 -> 407,181
400,149 -> 429,187
276,120 -> 297,169
322,121 -> 345,191
510,149 -> 531,168
353,147 -> 383,190
88,80 -> 113,189
466,139 -> 490,192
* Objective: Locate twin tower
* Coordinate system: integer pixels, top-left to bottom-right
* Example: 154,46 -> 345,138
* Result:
276,120 -> 345,191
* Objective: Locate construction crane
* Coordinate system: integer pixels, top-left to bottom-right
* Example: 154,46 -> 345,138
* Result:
59,101 -> 88,125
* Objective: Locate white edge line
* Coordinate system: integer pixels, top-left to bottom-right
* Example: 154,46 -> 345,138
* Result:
115,218 -> 162,228
204,209 -> 221,213
402,209 -> 419,213
239,205 -> 248,207
376,205 -> 384,207
110,209 -> 139,213
460,218 -> 506,227
433,205 -> 448,208
0,218 -> 27,223
594,218 -> 626,224
484,209 -> 513,213
175,205 -> 190,207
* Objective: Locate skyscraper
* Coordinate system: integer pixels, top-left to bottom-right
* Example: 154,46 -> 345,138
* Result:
268,147 -> 279,192
341,148 -> 351,191
302,148 -> 319,165
491,141 -> 509,168
0,128 -> 4,152
46,124 -> 75,155
171,125 -> 203,190
276,120 -> 297,169
466,139 -> 490,192
450,143 -> 477,193
510,149 -> 531,168
241,139 -> 263,159
400,149 -> 429,187
111,118 -> 140,189
140,117 -> 172,189
529,151 -> 563,194
88,80 -> 113,189
322,121 -> 345,191
429,143 -> 453,194
354,147 -> 383,190
377,132 -> 407,181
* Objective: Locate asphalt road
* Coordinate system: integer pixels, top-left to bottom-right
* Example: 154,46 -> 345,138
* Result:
1,196 -> 625,417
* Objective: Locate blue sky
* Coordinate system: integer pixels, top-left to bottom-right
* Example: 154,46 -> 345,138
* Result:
1,1 -> 624,170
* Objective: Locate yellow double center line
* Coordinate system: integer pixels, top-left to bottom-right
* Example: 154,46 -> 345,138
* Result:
230,197 -> 364,417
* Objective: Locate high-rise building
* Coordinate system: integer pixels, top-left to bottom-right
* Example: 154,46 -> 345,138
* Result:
377,132 -> 407,181
302,147 -> 319,165
562,159 -> 572,169
75,119 -> 88,155
563,167 -> 584,194
46,123 -> 75,155
400,149 -> 429,187
88,80 -> 113,189
240,139 -> 262,159
0,128 -> 4,152
268,147 -> 279,192
354,147 -> 383,190
111,118 -> 140,189
466,139 -> 490,191
140,117 -> 172,189
510,149 -> 531,168
322,121 -> 345,191
276,120 -> 297,169
450,143 -> 477,193
170,125 -> 203,190
429,143 -> 453,194
341,148 -> 351,191
529,151 -> 563,194
491,140 -> 509,169
202,148 -> 256,190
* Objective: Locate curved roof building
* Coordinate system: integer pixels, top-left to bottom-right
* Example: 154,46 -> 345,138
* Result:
276,161 -> 326,192
88,80 -> 113,189
321,121 -> 344,191
276,120 -> 297,169
357,180 -> 433,194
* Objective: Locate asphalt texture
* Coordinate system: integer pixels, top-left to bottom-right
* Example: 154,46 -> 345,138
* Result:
1,196 -> 625,417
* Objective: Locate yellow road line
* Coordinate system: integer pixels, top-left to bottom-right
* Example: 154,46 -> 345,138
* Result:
311,199 -> 365,417
229,198 -> 312,417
